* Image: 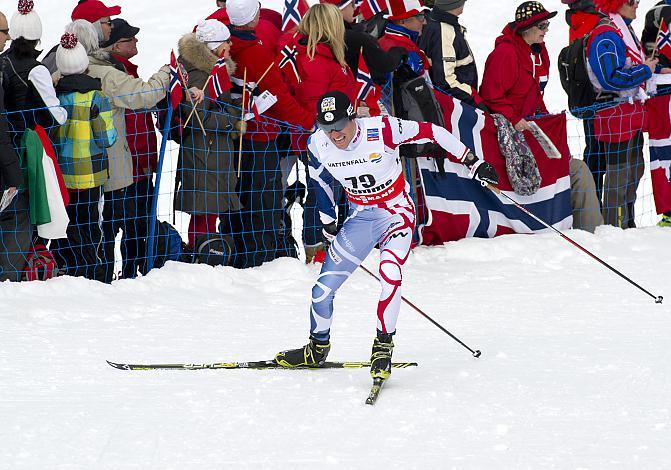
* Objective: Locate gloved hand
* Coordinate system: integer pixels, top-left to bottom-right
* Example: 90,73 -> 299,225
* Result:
406,51 -> 425,76
322,222 -> 338,243
470,160 -> 499,185
462,151 -> 499,186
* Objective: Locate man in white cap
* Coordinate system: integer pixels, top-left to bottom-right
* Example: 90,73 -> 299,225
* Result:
225,0 -> 315,268
1,0 -> 67,145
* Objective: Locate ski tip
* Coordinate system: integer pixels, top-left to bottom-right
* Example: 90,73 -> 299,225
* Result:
106,360 -> 130,370
473,350 -> 482,358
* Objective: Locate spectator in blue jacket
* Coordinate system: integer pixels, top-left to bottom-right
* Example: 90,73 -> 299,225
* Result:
585,0 -> 664,227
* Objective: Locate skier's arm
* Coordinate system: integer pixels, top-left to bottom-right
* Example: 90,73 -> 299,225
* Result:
381,116 -> 498,184
306,138 -> 337,225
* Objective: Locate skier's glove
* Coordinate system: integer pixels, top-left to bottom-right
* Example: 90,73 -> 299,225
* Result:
462,151 -> 499,186
322,222 -> 338,243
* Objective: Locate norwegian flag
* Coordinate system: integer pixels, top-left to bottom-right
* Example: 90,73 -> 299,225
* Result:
356,0 -> 387,21
278,43 -> 301,88
169,50 -> 183,110
206,56 -> 233,100
281,0 -> 309,32
417,90 -> 572,245
645,94 -> 671,215
657,18 -> 671,61
355,54 -> 381,115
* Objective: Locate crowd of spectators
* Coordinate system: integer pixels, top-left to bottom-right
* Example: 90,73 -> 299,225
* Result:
0,0 -> 668,282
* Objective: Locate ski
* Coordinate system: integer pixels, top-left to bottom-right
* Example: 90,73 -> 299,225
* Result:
365,378 -> 385,405
107,360 -> 417,371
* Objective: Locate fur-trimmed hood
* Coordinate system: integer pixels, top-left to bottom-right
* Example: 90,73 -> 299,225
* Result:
177,33 -> 235,75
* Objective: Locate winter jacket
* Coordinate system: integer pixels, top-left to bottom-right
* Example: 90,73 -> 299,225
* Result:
175,33 -> 242,215
344,21 -> 406,85
586,16 -> 651,97
419,8 -> 480,105
112,54 -> 159,182
642,0 -> 671,68
0,44 -> 67,142
565,0 -> 600,42
0,81 -> 22,190
53,74 -> 116,190
83,51 -> 169,192
230,29 -> 314,142
480,25 -> 550,125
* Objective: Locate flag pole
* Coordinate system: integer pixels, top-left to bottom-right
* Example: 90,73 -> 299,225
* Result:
177,66 -> 207,136
652,19 -> 665,59
237,67 -> 247,178
183,75 -> 213,129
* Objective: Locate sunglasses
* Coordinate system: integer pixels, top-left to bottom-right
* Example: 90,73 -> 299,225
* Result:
99,20 -> 112,26
535,21 -> 550,31
0,29 -> 9,35
116,38 -> 135,43
317,118 -> 350,133
627,0 -> 639,5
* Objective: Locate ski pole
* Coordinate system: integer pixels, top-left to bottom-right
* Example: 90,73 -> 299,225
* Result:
358,263 -> 482,358
483,182 -> 663,304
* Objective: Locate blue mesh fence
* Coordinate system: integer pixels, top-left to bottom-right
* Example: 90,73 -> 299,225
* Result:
0,86 -> 667,282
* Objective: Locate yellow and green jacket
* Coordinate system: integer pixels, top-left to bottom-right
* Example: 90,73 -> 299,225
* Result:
53,74 -> 116,190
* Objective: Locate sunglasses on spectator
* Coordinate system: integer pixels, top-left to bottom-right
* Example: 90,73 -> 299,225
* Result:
627,0 -> 640,5
116,38 -> 136,43
0,29 -> 9,35
535,21 -> 550,31
99,20 -> 112,26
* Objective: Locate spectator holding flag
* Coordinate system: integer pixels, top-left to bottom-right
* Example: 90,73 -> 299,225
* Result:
175,19 -> 242,249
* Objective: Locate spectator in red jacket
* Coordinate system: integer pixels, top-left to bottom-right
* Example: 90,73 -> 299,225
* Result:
225,0 -> 315,267
284,3 -> 357,261
563,0 -> 600,42
480,1 -> 555,132
103,18 -> 159,278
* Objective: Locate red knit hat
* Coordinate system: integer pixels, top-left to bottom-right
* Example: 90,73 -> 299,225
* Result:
513,1 -> 557,32
385,0 -> 428,21
594,0 -> 627,14
71,0 -> 121,23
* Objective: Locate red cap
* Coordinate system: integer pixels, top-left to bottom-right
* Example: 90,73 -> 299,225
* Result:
385,0 -> 428,21
71,0 -> 121,23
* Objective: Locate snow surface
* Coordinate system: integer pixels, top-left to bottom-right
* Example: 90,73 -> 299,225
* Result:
2,1 -> 670,468
1,227 -> 670,469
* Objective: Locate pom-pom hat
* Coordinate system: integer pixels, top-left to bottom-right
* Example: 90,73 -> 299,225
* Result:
9,0 -> 42,41
512,1 -> 557,32
56,32 -> 90,76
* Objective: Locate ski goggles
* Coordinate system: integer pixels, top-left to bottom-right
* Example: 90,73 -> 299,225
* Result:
317,116 -> 351,133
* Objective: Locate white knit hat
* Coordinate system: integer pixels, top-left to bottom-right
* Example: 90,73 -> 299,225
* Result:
56,33 -> 89,76
9,0 -> 42,41
226,0 -> 261,26
195,19 -> 231,50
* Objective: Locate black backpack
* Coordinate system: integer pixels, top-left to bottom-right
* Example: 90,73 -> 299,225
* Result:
558,35 -> 597,118
393,74 -> 447,161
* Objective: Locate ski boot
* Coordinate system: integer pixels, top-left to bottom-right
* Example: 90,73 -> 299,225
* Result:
658,214 -> 671,228
370,333 -> 394,380
275,337 -> 331,367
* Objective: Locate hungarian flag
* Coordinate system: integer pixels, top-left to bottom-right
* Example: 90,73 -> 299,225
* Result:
356,0 -> 387,21
207,56 -> 233,100
281,0 -> 309,32
657,18 -> 671,61
169,50 -> 184,110
416,91 -> 572,245
20,126 -> 70,240
355,54 -> 382,116
645,94 -> 671,215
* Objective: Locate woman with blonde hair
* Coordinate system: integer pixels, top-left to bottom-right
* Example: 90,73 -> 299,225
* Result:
279,3 -> 357,262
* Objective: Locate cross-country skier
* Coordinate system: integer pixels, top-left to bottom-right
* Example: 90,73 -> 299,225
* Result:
275,91 -> 498,380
